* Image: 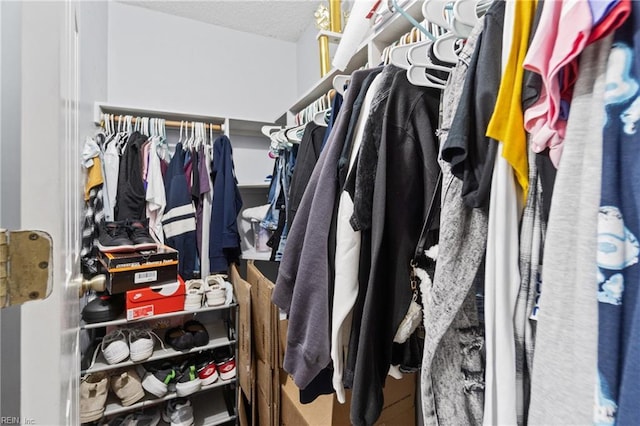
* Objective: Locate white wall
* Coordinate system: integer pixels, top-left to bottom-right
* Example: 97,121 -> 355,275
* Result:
107,2 -> 297,123
296,19 -> 321,97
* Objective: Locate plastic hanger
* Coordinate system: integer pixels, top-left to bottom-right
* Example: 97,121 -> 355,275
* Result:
313,108 -> 331,127
333,75 -> 350,97
453,0 -> 479,27
407,42 -> 452,72
433,32 -> 460,64
422,0 -> 452,31
407,66 -> 447,89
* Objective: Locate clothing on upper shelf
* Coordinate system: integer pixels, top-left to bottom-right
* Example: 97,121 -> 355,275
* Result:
81,123 -> 242,280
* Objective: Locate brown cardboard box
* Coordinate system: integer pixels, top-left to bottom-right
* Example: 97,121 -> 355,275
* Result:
229,264 -> 253,402
280,372 -> 416,426
247,261 -> 279,368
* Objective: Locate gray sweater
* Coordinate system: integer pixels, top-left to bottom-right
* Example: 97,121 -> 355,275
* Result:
272,69 -> 379,389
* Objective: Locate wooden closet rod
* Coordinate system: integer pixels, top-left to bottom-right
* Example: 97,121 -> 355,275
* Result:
100,116 -> 224,132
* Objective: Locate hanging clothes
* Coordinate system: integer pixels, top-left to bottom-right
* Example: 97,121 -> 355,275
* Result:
162,143 -> 199,279
115,131 -> 147,221
595,5 -> 640,423
208,135 -> 243,273
80,136 -> 106,278
421,16 -> 486,426
273,68 -> 378,391
145,137 -> 167,243
528,34 -> 613,425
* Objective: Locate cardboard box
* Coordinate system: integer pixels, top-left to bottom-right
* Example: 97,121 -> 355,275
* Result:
125,278 -> 185,320
280,372 -> 416,426
247,261 -> 279,368
229,264 -> 253,402
99,245 -> 179,294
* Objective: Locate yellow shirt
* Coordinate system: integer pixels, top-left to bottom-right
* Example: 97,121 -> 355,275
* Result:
85,156 -> 104,201
486,0 -> 537,199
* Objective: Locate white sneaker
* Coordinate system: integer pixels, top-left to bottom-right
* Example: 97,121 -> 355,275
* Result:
129,328 -> 163,362
101,329 -> 129,365
162,398 -> 194,426
204,275 -> 228,307
183,279 -> 205,310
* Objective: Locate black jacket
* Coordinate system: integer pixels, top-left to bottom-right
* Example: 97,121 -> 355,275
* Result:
350,72 -> 442,425
115,131 -> 147,221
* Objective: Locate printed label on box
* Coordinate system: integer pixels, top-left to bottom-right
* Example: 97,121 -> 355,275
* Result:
134,270 -> 158,284
127,304 -> 154,320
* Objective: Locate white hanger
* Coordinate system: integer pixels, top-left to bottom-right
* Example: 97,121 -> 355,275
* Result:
422,0 -> 452,31
261,125 -> 282,138
313,108 -> 331,127
407,42 -> 452,72
333,75 -> 350,97
451,16 -> 474,39
179,121 -> 184,144
453,0 -> 480,27
407,66 -> 447,89
433,32 -> 460,64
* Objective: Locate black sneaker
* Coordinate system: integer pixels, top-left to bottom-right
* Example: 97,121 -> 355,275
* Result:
127,218 -> 158,251
140,362 -> 176,398
97,221 -> 135,253
175,361 -> 202,397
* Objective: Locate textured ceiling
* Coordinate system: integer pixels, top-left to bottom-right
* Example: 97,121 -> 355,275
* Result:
120,0 -> 321,42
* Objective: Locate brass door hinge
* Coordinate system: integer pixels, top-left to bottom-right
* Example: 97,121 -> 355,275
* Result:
0,229 -> 53,308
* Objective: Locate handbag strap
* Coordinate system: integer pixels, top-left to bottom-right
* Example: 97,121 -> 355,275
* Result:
413,170 -> 443,264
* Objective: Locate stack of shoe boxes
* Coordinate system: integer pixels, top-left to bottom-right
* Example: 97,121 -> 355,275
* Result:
97,220 -> 183,319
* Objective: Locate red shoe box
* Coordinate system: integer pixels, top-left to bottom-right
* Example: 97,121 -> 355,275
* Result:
125,276 -> 186,321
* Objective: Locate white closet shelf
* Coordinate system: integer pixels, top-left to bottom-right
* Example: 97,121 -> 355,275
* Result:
81,303 -> 237,330
94,102 -> 279,137
83,321 -> 234,375
191,390 -> 237,426
241,248 -> 272,262
286,0 -> 424,117
103,377 -> 236,418
237,182 -> 271,189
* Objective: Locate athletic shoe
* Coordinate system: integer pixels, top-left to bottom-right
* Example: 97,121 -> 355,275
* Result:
120,406 -> 161,426
162,398 -> 194,426
214,348 -> 236,381
80,372 -> 109,423
183,280 -> 205,311
140,363 -> 176,398
100,329 -> 130,365
97,221 -> 135,253
195,353 -> 219,386
110,367 -> 145,407
175,362 -> 202,397
128,328 -> 163,363
182,320 -> 209,347
204,275 -> 227,306
127,219 -> 158,251
164,327 -> 194,351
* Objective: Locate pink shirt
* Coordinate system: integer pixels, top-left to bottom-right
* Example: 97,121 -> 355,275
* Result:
523,0 -> 593,167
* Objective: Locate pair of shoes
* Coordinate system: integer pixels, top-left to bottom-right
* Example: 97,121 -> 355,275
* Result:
80,372 -> 109,423
80,368 -> 146,421
91,328 -> 163,366
99,406 -> 161,426
97,218 -> 158,253
162,398 -> 194,426
141,352 -> 220,398
164,320 -> 209,351
183,276 -> 228,310
140,359 -> 208,398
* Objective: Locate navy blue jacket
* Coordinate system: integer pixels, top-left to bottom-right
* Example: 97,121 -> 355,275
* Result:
162,143 -> 198,279
209,136 -> 243,273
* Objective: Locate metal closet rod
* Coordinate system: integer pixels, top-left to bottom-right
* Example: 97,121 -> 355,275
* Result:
100,116 -> 224,132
